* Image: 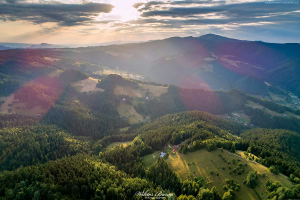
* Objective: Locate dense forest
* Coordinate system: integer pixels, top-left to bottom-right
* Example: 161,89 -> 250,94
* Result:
2,70 -> 300,199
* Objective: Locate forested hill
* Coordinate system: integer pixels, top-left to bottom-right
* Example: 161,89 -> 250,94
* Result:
1,50 -> 300,199
2,107 -> 300,199
134,111 -> 244,136
1,34 -> 300,96
100,110 -> 300,200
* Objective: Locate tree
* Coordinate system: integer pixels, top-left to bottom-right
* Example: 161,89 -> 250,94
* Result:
230,143 -> 236,153
244,171 -> 258,188
32,191 -> 41,200
211,186 -> 222,200
178,195 -> 197,200
197,188 -> 214,200
222,189 -> 234,200
269,166 -> 279,175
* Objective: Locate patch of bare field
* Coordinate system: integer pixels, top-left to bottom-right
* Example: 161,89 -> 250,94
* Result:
114,85 -> 142,97
0,93 -> 47,116
117,102 -> 144,124
48,69 -> 63,77
72,78 -> 104,93
140,84 -> 168,97
96,69 -> 144,80
44,57 -> 61,62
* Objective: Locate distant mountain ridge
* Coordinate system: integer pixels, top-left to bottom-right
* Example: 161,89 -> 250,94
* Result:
1,34 -> 300,95
28,43 -> 66,49
0,42 -> 66,49
0,45 -> 10,50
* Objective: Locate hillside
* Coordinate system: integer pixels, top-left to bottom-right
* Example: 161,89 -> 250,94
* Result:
143,148 -> 293,200
1,89 -> 300,200
1,37 -> 300,200
1,34 -> 300,97
101,111 -> 300,200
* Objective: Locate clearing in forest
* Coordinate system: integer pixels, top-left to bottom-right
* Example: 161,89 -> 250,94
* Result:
0,94 -> 47,116
114,85 -> 142,97
117,102 -> 144,124
140,84 -> 168,97
105,141 -> 132,151
72,77 -> 104,93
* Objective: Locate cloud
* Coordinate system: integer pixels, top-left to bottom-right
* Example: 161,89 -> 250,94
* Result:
96,0 -> 296,43
123,0 -> 300,36
0,1 -> 114,26
140,2 -> 299,18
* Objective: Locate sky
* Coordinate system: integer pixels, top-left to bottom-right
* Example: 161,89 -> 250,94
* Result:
0,0 -> 299,45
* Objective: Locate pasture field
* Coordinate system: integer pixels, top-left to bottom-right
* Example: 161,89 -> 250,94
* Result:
119,127 -> 130,132
231,111 -> 251,124
105,141 -> 132,151
117,102 -> 144,124
0,93 -> 47,116
72,77 -> 104,93
95,68 -> 144,81
48,69 -> 63,77
140,84 -> 168,97
143,148 -> 293,200
114,85 -> 142,97
246,100 -> 282,117
246,100 -> 300,118
252,92 -> 299,112
114,83 -> 168,98
143,146 -> 174,168
143,151 -> 160,168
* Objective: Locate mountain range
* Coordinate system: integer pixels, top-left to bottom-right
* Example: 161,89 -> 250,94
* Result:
2,34 -> 298,96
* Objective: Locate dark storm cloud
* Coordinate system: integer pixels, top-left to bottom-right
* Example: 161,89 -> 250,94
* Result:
0,1 -> 114,26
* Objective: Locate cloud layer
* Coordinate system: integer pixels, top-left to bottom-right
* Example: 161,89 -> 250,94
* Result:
0,1 -> 114,26
131,0 -> 300,27
0,0 -> 299,43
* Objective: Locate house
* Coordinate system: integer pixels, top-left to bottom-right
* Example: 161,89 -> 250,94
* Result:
123,98 -> 126,101
160,152 -> 166,157
173,146 -> 178,152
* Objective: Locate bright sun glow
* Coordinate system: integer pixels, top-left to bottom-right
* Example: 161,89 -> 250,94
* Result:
102,0 -> 140,22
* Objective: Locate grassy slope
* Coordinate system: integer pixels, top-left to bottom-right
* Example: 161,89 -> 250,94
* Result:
117,102 -> 144,124
72,77 -> 104,93
105,141 -> 132,151
143,148 -> 293,200
140,84 -> 168,97
246,100 -> 300,119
